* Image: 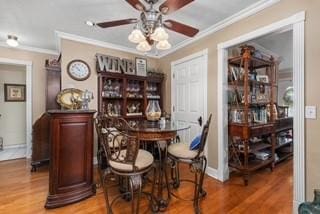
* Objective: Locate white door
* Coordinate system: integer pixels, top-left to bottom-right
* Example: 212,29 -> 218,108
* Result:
172,51 -> 207,144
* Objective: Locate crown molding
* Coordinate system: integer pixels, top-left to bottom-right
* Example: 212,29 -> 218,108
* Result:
157,0 -> 281,58
0,41 -> 59,55
55,31 -> 160,59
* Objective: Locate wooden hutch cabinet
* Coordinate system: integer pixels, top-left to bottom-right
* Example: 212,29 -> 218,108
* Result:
97,72 -> 164,119
228,45 -> 277,185
45,110 -> 96,209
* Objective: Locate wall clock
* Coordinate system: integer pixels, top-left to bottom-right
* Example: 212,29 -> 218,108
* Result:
67,59 -> 91,81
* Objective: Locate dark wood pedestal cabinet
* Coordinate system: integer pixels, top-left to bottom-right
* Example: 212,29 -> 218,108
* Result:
45,110 -> 96,209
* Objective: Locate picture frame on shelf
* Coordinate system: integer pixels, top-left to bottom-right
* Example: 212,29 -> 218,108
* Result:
256,75 -> 269,83
135,57 -> 147,76
4,84 -> 26,102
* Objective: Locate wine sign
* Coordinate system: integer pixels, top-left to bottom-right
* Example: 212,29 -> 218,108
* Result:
96,53 -> 135,75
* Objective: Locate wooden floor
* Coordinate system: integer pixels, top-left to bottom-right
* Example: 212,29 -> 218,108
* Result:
0,158 -> 292,214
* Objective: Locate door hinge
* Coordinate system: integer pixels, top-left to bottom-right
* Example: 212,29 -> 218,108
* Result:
173,105 -> 175,112
173,73 -> 175,79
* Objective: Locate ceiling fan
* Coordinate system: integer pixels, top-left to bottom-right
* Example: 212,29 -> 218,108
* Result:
95,0 -> 199,52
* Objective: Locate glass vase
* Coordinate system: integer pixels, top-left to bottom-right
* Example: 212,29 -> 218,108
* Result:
146,100 -> 161,121
298,189 -> 320,214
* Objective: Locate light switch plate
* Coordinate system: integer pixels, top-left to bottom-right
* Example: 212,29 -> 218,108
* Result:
305,106 -> 317,119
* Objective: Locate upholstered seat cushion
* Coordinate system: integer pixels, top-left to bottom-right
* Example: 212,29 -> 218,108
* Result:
109,149 -> 154,172
168,143 -> 199,159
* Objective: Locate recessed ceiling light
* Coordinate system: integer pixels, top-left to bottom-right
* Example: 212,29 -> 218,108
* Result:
6,35 -> 19,47
85,21 -> 95,27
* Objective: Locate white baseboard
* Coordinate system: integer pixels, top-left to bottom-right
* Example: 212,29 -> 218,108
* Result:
206,166 -> 218,180
3,144 -> 26,150
293,200 -> 302,214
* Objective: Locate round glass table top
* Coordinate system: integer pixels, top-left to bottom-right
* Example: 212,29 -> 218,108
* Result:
129,120 -> 190,133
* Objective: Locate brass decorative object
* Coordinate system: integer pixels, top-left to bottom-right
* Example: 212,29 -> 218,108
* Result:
56,88 -> 83,110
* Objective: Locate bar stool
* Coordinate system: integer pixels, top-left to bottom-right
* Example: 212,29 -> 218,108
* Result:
168,114 -> 212,214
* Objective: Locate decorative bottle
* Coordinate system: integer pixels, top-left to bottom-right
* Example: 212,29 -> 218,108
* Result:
298,189 -> 320,213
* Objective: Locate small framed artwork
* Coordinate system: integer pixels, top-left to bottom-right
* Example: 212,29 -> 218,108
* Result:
135,57 -> 147,76
256,75 -> 269,83
4,84 -> 26,102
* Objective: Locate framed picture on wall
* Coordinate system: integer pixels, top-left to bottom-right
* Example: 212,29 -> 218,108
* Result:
4,84 -> 26,102
135,57 -> 147,76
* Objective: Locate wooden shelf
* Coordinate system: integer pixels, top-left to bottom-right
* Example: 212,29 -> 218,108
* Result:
102,96 -> 123,100
275,140 -> 293,150
126,97 -> 144,100
228,55 -> 274,69
247,142 -> 272,153
229,157 -> 274,172
276,152 -> 293,163
229,80 -> 276,87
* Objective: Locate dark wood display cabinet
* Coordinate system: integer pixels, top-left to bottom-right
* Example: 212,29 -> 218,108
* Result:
97,72 -> 164,119
45,110 -> 96,209
31,59 -> 61,172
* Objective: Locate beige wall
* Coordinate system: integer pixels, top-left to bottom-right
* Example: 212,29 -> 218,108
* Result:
0,65 -> 26,146
159,0 -> 320,200
60,39 -> 160,154
0,47 -> 56,123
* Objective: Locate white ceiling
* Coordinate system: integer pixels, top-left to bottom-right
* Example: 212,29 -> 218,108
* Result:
253,30 -> 293,71
0,0 -> 259,53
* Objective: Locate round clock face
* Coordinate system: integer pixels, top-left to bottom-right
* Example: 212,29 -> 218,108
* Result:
67,60 -> 91,81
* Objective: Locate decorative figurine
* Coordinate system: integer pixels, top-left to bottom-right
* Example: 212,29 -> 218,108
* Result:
81,89 -> 94,110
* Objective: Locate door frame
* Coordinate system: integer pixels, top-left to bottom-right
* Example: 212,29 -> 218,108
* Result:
0,57 -> 33,159
171,49 -> 208,156
217,11 -> 305,212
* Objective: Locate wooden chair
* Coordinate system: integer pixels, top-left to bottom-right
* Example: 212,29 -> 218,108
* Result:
98,122 -> 157,213
168,114 -> 212,214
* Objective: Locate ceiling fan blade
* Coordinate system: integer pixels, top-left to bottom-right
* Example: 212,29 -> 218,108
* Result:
163,20 -> 199,37
159,0 -> 194,14
96,19 -> 138,28
125,0 -> 146,11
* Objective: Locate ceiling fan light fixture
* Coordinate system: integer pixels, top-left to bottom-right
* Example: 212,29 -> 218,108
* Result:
156,40 -> 171,50
6,35 -> 19,47
150,26 -> 168,42
136,40 -> 151,52
85,20 -> 95,27
128,29 -> 145,43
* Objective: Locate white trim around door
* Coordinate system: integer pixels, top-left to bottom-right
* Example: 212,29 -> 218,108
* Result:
0,57 -> 33,159
217,11 -> 305,213
171,49 -> 209,157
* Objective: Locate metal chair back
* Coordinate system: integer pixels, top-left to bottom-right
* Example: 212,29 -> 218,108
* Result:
101,129 -> 140,172
196,114 -> 212,158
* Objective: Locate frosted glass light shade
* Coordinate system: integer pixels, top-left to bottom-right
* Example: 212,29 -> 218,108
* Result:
136,40 -> 151,52
6,35 -> 19,47
150,27 -> 168,42
156,40 -> 171,50
128,29 -> 145,43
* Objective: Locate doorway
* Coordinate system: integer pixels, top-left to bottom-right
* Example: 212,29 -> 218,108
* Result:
0,64 -> 27,161
171,49 -> 208,150
0,58 -> 33,160
217,11 -> 305,211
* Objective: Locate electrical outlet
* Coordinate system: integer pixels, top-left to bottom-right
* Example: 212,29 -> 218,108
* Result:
305,106 -> 317,119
